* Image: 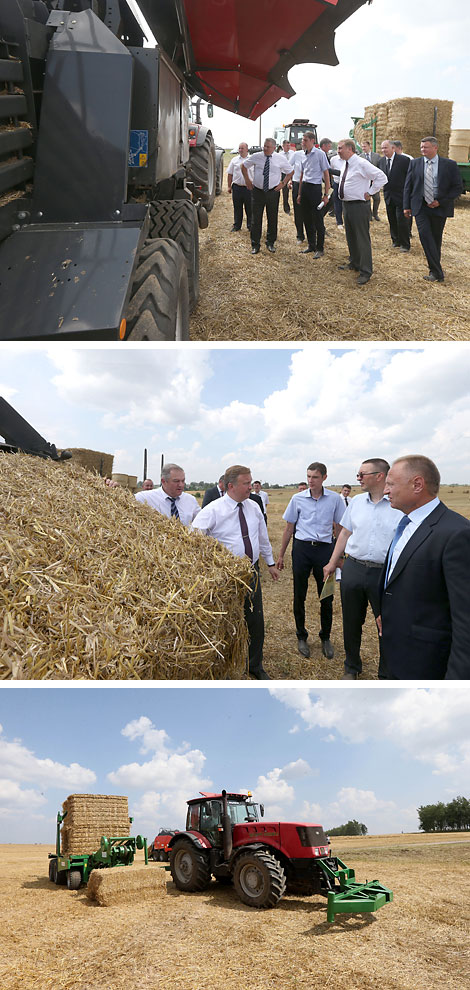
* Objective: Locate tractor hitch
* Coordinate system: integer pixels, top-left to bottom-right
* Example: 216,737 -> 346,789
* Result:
318,857 -> 393,923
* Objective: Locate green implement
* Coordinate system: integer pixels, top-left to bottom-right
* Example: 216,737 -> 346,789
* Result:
318,857 -> 393,923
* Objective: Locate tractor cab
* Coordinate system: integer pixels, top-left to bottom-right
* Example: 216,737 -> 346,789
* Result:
186,792 -> 263,846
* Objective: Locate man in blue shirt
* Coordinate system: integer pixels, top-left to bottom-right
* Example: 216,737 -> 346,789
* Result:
277,462 -> 343,661
297,133 -> 330,258
403,136 -> 463,282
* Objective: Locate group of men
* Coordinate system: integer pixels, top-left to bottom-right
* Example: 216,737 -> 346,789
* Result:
134,458 -> 470,682
227,133 -> 463,285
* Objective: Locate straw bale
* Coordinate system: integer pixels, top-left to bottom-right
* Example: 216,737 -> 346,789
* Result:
354,98 -> 453,157
86,862 -> 168,906
0,454 -> 252,678
61,793 -> 130,854
67,448 -> 114,477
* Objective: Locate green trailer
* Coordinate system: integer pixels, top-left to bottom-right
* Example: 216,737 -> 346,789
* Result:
456,161 -> 470,194
48,811 -> 148,890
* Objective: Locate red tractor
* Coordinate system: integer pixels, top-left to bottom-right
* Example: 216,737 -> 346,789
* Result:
148,828 -> 180,862
168,790 -> 393,923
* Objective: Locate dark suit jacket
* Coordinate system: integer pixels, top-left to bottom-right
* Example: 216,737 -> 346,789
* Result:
379,503 -> 470,679
249,492 -> 267,523
378,153 -> 410,205
201,485 -> 223,508
403,156 -> 463,218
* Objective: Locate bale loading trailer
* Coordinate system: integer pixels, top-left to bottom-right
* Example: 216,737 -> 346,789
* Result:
48,809 -> 148,889
0,0 -> 369,340
168,790 -> 393,923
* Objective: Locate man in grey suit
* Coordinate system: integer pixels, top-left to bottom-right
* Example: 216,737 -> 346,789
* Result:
360,140 -> 381,220
403,136 -> 463,282
377,455 -> 470,679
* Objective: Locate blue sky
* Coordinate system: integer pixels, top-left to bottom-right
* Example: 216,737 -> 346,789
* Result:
157,0 -> 470,149
1,686 -> 469,843
1,343 -> 470,485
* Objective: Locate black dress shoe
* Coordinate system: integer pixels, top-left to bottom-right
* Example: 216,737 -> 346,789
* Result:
266,243 -> 276,253
250,666 -> 271,680
230,225 -> 241,232
357,274 -> 371,285
400,247 -> 410,252
313,250 -> 324,259
251,246 -> 260,255
423,272 -> 443,282
297,639 -> 310,658
338,263 -> 356,271
372,215 -> 381,221
302,246 -> 315,254
321,639 -> 334,659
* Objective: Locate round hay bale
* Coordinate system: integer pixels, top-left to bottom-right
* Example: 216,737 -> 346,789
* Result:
86,862 -> 168,906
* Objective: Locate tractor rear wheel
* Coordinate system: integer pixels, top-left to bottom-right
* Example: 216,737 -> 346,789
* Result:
66,869 -> 82,890
151,849 -> 159,862
158,849 -> 167,862
170,840 -> 211,892
189,134 -> 216,212
148,201 -> 199,311
49,859 -> 57,884
233,851 -> 286,908
215,152 -> 224,196
125,239 -> 189,341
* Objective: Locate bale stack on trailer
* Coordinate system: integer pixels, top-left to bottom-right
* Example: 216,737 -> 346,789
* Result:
65,448 -> 114,478
354,98 -> 453,157
1,454 -> 252,679
61,794 -> 130,856
449,129 -> 470,162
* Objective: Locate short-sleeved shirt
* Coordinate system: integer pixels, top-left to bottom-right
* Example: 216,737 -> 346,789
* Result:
135,486 -> 200,526
290,150 -> 305,183
283,487 -> 344,542
340,492 -> 403,563
227,154 -> 254,186
243,151 -> 292,190
300,147 -> 330,184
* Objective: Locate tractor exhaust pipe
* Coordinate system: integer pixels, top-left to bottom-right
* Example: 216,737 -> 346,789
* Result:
221,790 -> 232,861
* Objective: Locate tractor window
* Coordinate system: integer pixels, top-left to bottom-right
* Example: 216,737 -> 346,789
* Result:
188,805 -> 200,830
200,801 -> 222,830
228,802 -> 260,824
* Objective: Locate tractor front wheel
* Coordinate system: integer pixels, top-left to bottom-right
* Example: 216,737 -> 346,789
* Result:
66,869 -> 82,890
233,851 -> 286,908
170,840 -> 211,892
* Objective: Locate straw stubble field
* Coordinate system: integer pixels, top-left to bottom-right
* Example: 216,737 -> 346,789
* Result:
190,163 -> 470,340
2,836 -> 469,990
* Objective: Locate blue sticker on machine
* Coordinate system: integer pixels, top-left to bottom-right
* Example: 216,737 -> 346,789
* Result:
129,131 -> 149,167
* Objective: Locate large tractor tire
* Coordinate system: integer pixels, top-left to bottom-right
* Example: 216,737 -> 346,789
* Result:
170,839 -> 211,892
232,850 -> 286,908
189,133 -> 216,212
125,239 -> 189,341
149,201 -> 199,311
215,151 -> 224,196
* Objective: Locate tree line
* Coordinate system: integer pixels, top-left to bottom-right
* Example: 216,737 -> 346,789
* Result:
418,796 -> 470,832
327,819 -> 368,836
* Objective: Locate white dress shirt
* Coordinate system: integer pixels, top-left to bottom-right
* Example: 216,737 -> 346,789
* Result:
387,497 -> 440,578
243,151 -> 292,190
290,150 -> 305,183
192,494 -> 275,565
135,486 -> 200,525
338,154 -> 388,200
255,490 -> 269,511
340,492 -> 403,564
279,149 -> 294,170
227,154 -> 254,186
283,488 -> 344,542
329,153 -> 342,184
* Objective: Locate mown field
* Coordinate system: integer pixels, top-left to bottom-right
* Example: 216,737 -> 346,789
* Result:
246,484 -> 470,679
190,161 -> 470,341
2,835 -> 469,990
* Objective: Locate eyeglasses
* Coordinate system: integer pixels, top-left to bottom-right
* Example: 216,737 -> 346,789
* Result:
357,471 -> 380,479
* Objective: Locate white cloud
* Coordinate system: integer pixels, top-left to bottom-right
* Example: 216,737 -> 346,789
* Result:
0,779 -> 47,814
255,769 -> 295,809
0,725 -> 96,789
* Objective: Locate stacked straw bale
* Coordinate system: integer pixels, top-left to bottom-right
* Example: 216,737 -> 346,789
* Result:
354,98 -> 453,158
61,794 -> 130,855
87,862 -> 168,906
66,448 -> 114,478
0,454 -> 252,678
449,129 -> 470,162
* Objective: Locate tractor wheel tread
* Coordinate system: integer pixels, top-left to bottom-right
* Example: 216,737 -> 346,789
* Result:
233,850 -> 286,908
125,238 -> 189,341
148,201 -> 199,310
170,839 -> 211,892
188,134 -> 216,212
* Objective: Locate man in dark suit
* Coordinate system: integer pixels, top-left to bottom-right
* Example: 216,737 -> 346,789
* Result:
378,140 -> 411,251
377,455 -> 470,679
403,136 -> 463,282
360,141 -> 381,220
202,475 -> 225,507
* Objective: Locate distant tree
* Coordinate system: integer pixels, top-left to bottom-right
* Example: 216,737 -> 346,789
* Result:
418,795 -> 470,832
327,819 -> 368,836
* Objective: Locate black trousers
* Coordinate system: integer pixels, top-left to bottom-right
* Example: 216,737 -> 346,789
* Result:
244,562 -> 265,674
292,540 -> 333,642
333,184 -> 343,224
340,556 -> 386,677
292,181 -> 305,240
415,203 -> 447,279
281,173 -> 291,212
300,182 -> 324,250
250,187 -> 280,248
385,198 -> 410,248
232,183 -> 252,230
342,200 -> 373,277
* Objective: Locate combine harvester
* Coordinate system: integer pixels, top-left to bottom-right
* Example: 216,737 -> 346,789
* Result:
0,0 -> 369,339
168,790 -> 393,923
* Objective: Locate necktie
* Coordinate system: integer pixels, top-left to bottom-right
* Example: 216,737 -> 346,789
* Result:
345,498 -> 348,506
365,153 -> 370,161
424,159 -> 434,204
386,158 -> 391,176
263,156 -> 270,193
384,515 -> 411,586
237,502 -> 253,561
169,497 -> 180,520
338,161 -> 348,200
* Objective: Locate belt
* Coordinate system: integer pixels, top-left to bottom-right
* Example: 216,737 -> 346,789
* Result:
346,555 -> 383,569
295,539 -> 331,547
343,199 -> 368,204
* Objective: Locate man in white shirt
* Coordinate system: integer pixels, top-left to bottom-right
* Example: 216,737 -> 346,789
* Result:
289,146 -> 307,243
226,142 -> 253,232
242,138 -> 293,254
329,151 -> 344,227
192,464 -> 279,679
135,462 -> 200,526
323,459 -> 403,680
279,139 -> 294,214
252,480 -> 269,523
336,138 -> 388,285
